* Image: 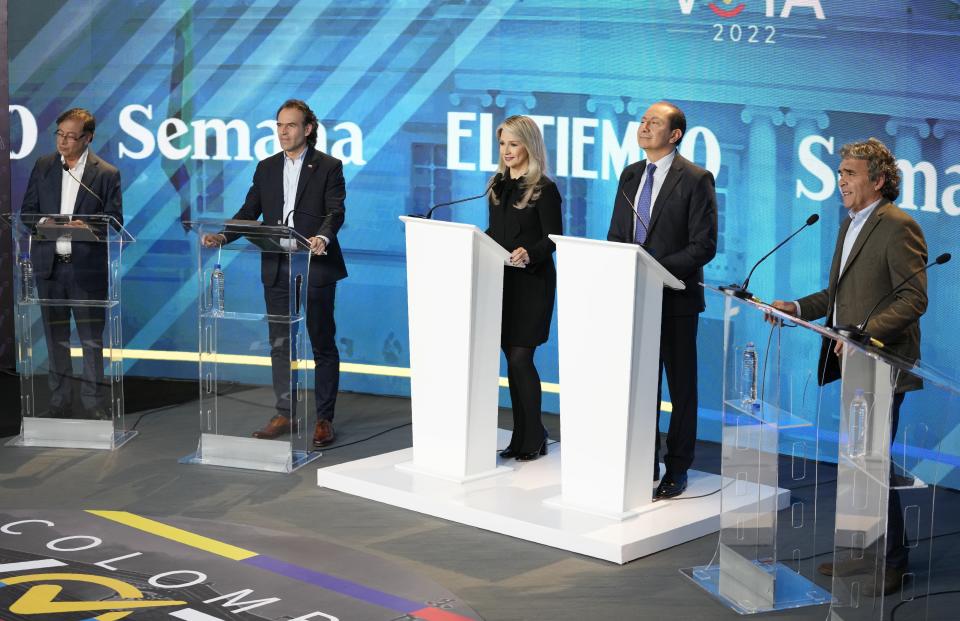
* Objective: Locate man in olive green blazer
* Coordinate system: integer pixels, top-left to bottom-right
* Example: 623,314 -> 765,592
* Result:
795,198 -> 927,393
771,138 -> 928,596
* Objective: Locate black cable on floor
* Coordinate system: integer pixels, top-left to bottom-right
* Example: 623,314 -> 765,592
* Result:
128,402 -> 184,431
656,479 -> 734,503
321,422 -> 411,451
890,589 -> 960,621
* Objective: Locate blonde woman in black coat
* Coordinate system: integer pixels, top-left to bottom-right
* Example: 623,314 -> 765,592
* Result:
485,115 -> 563,461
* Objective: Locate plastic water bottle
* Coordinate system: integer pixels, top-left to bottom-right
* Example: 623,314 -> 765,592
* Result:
19,254 -> 35,302
848,389 -> 868,458
741,342 -> 757,407
211,263 -> 225,314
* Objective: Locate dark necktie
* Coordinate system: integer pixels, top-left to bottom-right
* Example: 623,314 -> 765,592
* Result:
634,162 -> 657,245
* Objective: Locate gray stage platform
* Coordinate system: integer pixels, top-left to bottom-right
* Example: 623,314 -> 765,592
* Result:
1,383 -> 956,620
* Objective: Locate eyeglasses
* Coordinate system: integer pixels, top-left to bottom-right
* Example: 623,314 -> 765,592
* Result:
54,131 -> 86,142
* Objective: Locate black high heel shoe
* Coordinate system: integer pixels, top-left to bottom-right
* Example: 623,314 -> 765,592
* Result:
499,447 -> 519,459
515,439 -> 548,462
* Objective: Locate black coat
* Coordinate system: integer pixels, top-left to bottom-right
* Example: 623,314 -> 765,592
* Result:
20,150 -> 123,291
231,146 -> 348,288
486,175 -> 563,346
607,154 -> 718,317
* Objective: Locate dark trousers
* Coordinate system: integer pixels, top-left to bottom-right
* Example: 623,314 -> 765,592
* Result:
655,314 -> 699,476
503,345 -> 546,454
887,392 -> 908,570
263,268 -> 339,422
36,261 -> 106,412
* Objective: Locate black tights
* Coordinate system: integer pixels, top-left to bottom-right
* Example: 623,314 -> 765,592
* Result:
503,345 -> 546,453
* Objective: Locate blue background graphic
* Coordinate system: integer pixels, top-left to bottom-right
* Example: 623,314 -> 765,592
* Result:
7,1 -> 960,481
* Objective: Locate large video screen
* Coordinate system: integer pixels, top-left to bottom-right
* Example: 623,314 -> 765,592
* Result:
9,1 -> 960,481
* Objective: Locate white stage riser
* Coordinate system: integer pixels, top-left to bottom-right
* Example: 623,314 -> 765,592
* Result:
317,430 -> 790,564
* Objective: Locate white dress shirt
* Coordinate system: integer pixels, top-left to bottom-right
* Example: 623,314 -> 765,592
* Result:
282,148 -> 306,227
58,149 -> 88,255
794,198 -> 882,322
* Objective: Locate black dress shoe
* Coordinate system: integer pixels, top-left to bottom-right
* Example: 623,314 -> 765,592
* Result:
655,472 -> 688,499
515,440 -> 548,462
88,408 -> 111,421
40,406 -> 70,419
499,448 -> 519,459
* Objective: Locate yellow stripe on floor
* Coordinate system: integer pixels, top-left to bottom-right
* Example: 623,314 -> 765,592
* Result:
86,511 -> 257,561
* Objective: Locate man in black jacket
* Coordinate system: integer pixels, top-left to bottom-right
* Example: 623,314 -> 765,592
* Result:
607,101 -> 718,498
203,99 -> 347,447
20,108 -> 123,419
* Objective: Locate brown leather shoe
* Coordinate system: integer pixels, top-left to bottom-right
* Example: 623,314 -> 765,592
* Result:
817,557 -> 875,577
313,419 -> 336,447
864,566 -> 907,597
252,415 -> 296,439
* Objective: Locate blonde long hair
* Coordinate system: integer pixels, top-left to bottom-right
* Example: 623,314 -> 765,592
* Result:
490,115 -> 548,210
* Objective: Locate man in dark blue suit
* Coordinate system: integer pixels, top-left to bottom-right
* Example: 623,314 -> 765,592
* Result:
607,101 -> 718,498
20,108 -> 123,419
204,99 -> 347,447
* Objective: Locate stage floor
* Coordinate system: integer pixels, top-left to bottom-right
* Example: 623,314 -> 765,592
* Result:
2,379 -> 958,620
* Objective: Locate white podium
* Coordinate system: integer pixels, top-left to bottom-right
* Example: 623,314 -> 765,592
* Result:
398,216 -> 511,482
548,235 -> 684,518
317,231 -> 788,563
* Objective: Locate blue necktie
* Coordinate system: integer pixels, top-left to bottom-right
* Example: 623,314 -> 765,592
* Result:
634,162 -> 657,245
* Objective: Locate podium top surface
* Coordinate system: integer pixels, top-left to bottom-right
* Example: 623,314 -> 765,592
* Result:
400,215 -> 510,262
549,234 -> 684,290
185,218 -> 312,253
2,212 -> 134,243
705,284 -> 960,395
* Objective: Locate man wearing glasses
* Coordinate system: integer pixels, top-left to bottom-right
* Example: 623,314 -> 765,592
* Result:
20,108 -> 123,419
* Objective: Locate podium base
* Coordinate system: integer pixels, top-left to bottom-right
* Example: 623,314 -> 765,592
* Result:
7,418 -> 137,450
318,429 -> 791,564
681,562 -> 830,614
180,433 -> 322,473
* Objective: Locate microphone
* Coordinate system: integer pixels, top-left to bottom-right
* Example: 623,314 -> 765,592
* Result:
62,162 -> 103,206
411,173 -> 502,219
619,170 -> 649,244
279,210 -> 336,255
282,208 -> 335,228
720,213 -> 820,300
835,252 -> 951,346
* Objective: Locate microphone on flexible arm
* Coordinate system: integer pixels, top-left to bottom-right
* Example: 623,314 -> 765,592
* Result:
282,208 -> 335,228
62,162 -> 104,206
720,213 -> 820,300
279,209 -> 337,256
834,252 -> 951,347
409,173 -> 503,219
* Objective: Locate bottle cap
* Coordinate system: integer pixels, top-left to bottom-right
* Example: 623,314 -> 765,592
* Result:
214,263 -> 222,269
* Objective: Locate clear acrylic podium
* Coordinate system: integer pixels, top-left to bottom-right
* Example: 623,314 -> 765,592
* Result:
3,212 -> 136,449
398,216 -> 511,482
180,219 -> 321,473
683,285 -> 960,620
829,346 -> 959,620
548,235 -> 684,518
682,285 -> 835,613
